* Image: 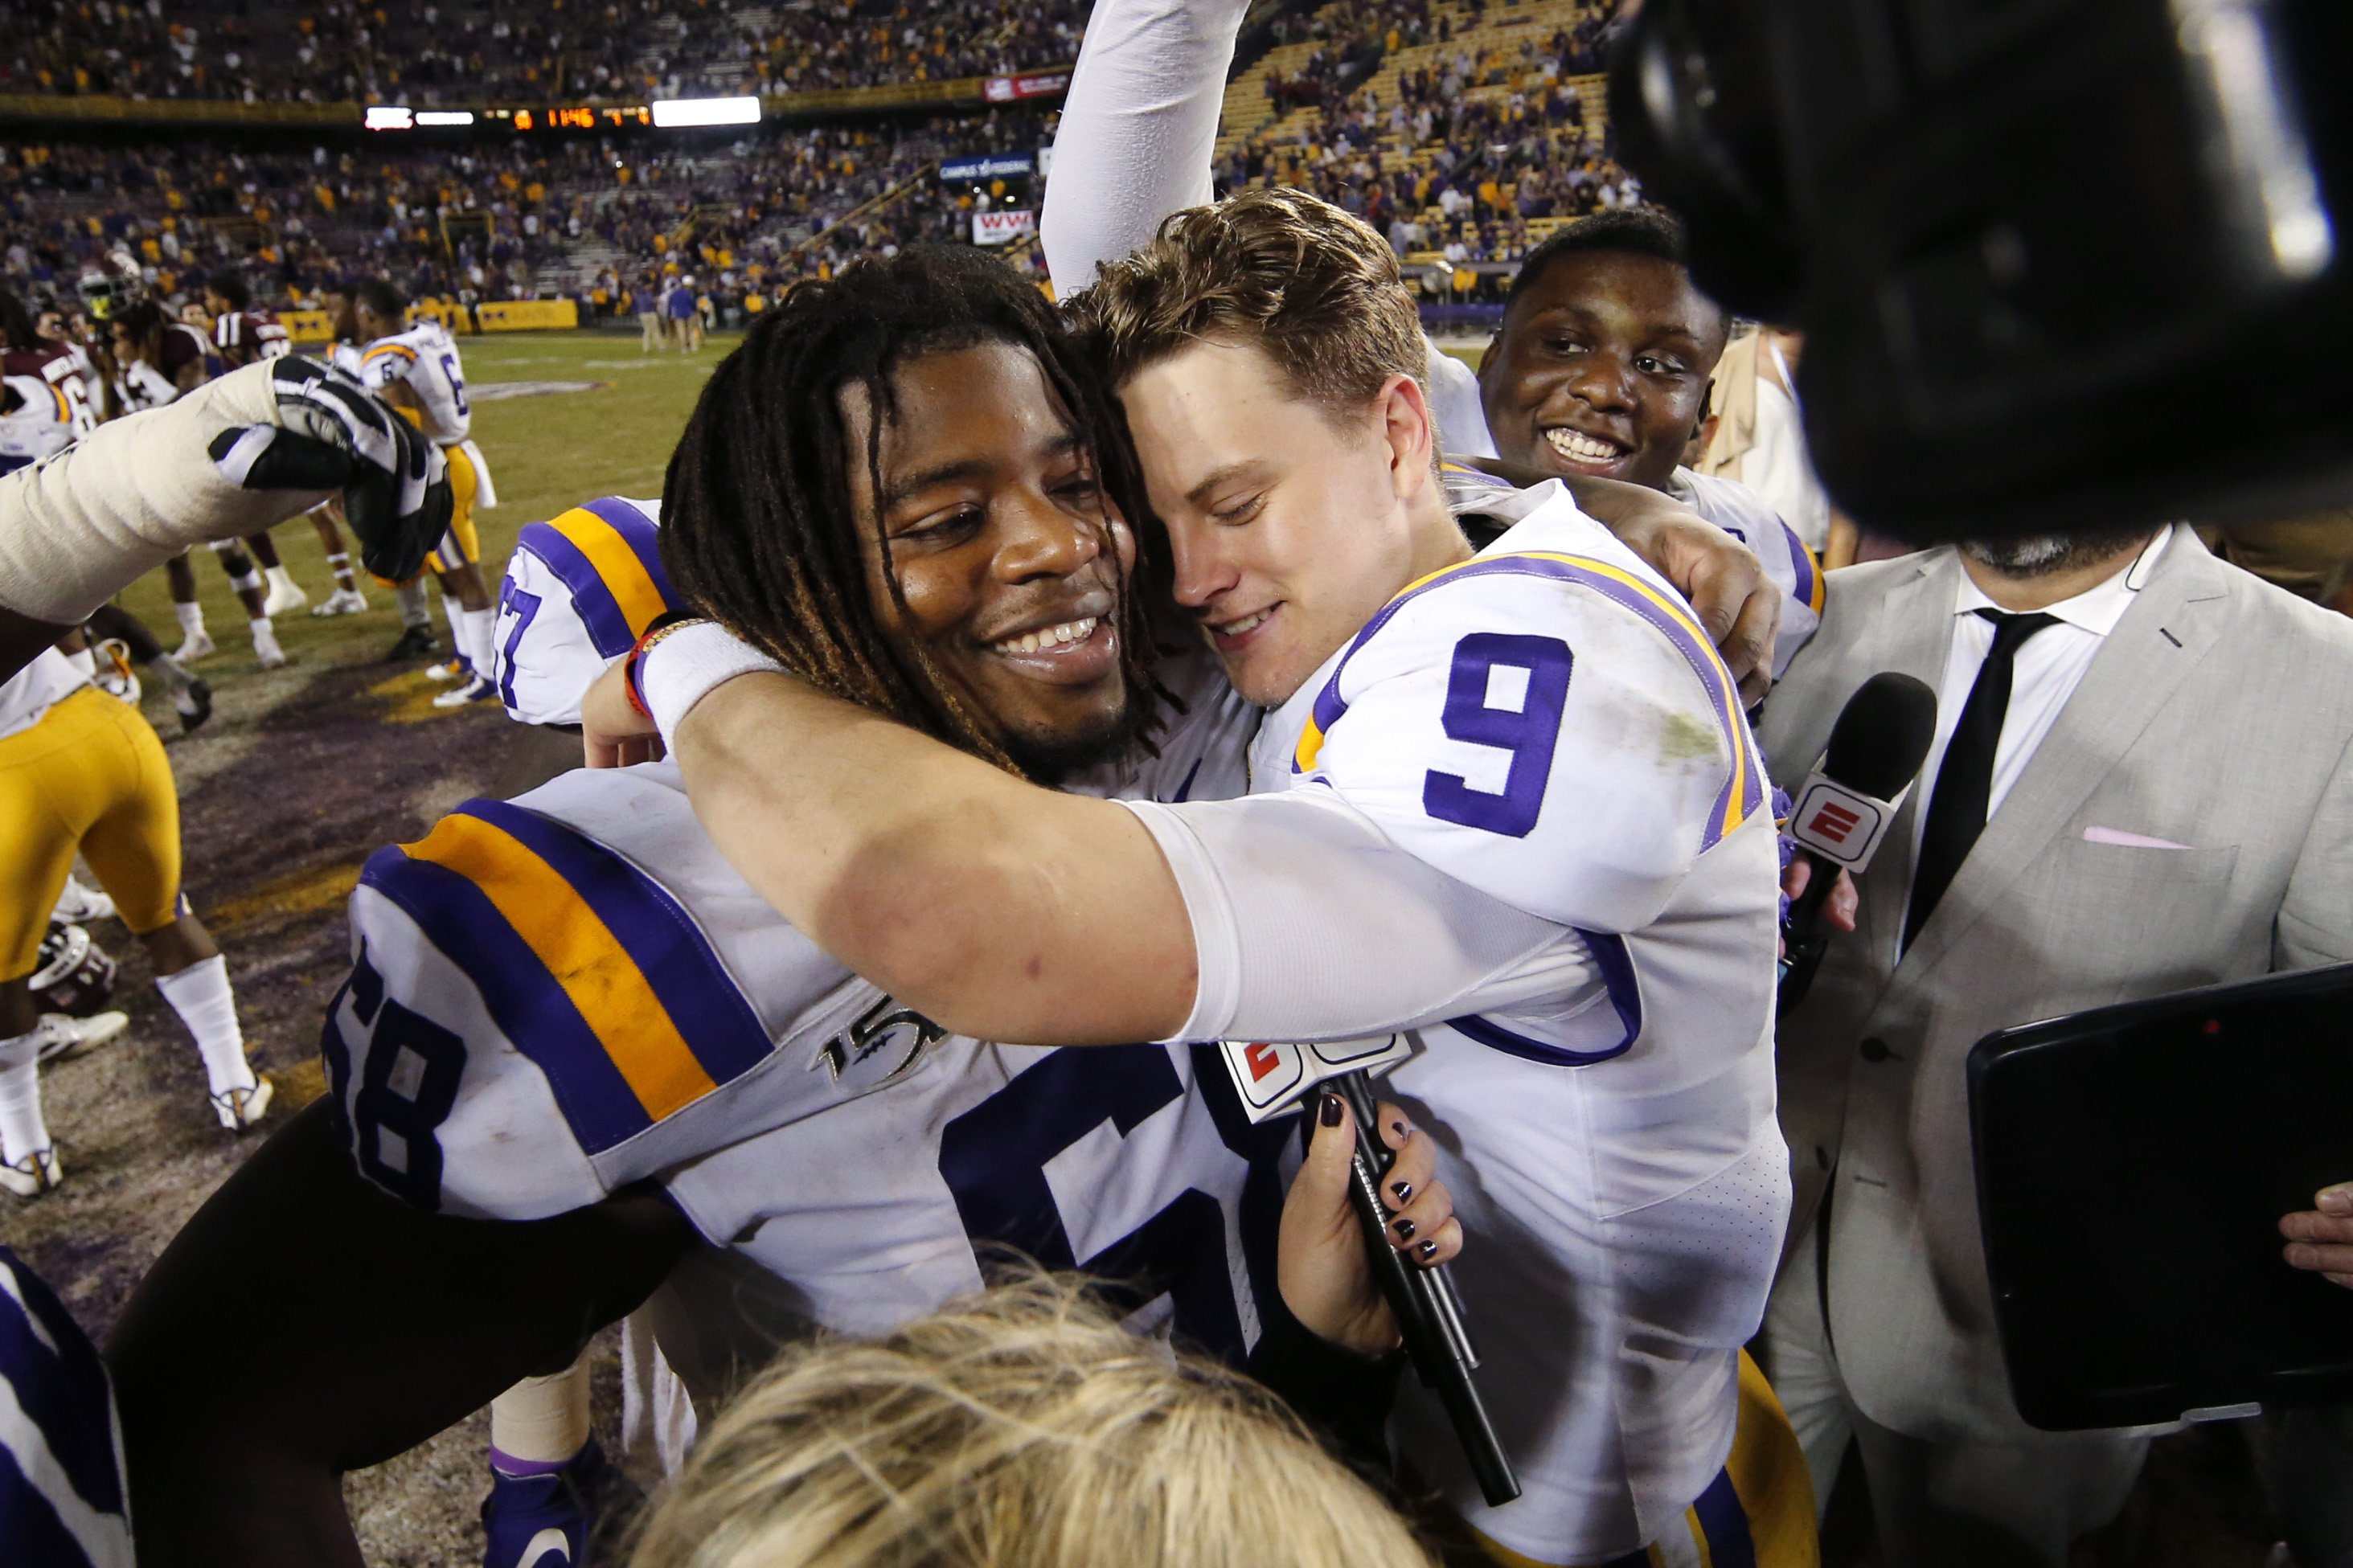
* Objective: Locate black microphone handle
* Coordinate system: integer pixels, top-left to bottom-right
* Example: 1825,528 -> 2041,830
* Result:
1330,1070 -> 1522,1506
1785,847 -> 1839,940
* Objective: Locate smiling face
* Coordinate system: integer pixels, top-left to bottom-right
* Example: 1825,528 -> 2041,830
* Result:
1477,248 -> 1727,492
1119,337 -> 1440,707
838,338 -> 1141,781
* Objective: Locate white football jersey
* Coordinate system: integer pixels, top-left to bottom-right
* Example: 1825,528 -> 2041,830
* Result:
492,497 -> 670,728
0,374 -> 72,474
1122,481 -> 1789,1562
330,628 -> 1271,1374
355,321 -> 471,444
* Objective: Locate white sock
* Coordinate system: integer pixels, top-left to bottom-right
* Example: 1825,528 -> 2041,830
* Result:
396,579 -> 432,630
265,564 -> 299,595
64,648 -> 97,678
490,1360 -> 594,1470
0,1031 -> 49,1165
155,955 -> 256,1097
174,601 -> 207,638
248,616 -> 275,642
229,569 -> 263,595
461,606 -> 498,679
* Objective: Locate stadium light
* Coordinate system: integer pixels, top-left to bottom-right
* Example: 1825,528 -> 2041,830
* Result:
650,96 -> 760,129
416,110 -> 476,126
364,106 -> 414,131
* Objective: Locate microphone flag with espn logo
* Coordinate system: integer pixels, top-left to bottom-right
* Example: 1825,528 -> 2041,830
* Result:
1787,776 -> 1904,870
1216,1034 -> 1415,1122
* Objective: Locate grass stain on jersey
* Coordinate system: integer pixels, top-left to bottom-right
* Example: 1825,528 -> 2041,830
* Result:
1658,709 -> 1721,763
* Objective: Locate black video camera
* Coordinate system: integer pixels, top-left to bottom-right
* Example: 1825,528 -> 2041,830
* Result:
1610,0 -> 2353,544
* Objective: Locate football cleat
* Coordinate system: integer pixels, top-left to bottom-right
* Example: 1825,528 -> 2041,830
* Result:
36,1010 -> 129,1064
174,678 -> 214,733
254,628 -> 289,669
51,875 -> 116,925
0,1146 -> 63,1199
383,624 -> 439,663
432,673 -> 498,709
482,1439 -> 609,1568
210,1075 -> 274,1132
312,587 -> 368,616
261,576 -> 309,617
174,628 -> 216,663
424,656 -> 472,682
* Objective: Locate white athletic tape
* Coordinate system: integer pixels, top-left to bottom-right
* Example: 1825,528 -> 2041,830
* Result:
0,362 -> 336,624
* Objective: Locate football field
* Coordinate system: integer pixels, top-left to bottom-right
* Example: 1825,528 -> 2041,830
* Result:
23,330 -> 732,1565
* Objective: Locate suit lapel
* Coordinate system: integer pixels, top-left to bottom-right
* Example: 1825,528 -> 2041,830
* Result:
1896,532 -> 2233,981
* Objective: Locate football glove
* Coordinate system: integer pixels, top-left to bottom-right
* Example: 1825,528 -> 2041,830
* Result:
207,356 -> 450,584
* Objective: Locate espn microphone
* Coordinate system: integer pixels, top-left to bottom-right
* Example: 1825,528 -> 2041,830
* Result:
1779,671 -> 1937,1014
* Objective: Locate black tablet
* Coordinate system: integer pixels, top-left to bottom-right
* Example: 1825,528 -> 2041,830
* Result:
1968,961 -> 2353,1431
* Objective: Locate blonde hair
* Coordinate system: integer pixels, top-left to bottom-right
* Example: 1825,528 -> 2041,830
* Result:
1070,186 -> 1429,423
626,1275 -> 1438,1568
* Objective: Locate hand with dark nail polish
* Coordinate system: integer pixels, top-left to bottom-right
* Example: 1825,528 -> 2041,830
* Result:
1391,1180 -> 1412,1202
1393,1217 -> 1415,1240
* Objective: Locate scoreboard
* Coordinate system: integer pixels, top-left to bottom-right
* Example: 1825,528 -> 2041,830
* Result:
365,96 -> 756,133
488,104 -> 653,131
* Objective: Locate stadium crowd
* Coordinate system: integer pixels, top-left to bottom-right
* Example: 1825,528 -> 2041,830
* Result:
0,0 -> 1088,105
1,108 -> 1051,320
7,0 -> 2353,1566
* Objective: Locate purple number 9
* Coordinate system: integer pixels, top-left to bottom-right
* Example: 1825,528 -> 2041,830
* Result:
1422,633 -> 1573,837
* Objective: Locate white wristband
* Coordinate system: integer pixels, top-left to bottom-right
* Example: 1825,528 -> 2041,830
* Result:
639,621 -> 785,746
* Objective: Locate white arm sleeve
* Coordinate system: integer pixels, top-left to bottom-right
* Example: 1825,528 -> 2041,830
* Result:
1040,0 -> 1249,292
0,361 -> 333,624
1122,787 -> 1566,1045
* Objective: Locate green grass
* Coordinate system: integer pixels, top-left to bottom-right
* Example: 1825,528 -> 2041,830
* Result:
112,330 -> 733,673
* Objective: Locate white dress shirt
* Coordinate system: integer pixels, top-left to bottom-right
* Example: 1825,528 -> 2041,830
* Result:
1912,527 -> 2175,862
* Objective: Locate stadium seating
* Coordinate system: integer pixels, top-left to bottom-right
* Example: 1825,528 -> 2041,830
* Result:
0,0 -> 1086,106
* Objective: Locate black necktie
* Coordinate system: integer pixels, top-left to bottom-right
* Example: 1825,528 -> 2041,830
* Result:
1904,609 -> 2060,949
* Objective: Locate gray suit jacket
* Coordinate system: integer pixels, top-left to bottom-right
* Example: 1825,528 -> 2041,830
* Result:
1753,530 -> 2353,1443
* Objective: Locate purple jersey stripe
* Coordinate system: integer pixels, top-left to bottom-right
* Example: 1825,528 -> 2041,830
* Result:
359,845 -> 652,1152
1784,522 -> 1822,615
514,520 -> 635,657
579,496 -> 674,605
1447,929 -> 1642,1066
0,1247 -> 125,1523
455,799 -> 773,1091
1692,1464 -> 1760,1568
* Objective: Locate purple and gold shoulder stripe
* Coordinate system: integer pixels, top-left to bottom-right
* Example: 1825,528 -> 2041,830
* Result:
358,797 -> 772,1154
514,498 -> 675,660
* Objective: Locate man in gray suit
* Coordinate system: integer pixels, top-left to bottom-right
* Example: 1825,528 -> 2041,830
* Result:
1752,522 -> 2353,1566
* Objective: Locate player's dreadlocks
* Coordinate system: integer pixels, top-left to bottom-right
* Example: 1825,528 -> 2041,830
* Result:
660,246 -> 1164,778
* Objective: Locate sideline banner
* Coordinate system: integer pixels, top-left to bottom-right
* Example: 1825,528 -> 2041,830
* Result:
973,209 -> 1036,246
982,71 -> 1068,102
475,299 -> 580,332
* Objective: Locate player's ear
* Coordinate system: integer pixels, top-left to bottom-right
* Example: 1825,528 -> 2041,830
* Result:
1379,372 -> 1437,502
